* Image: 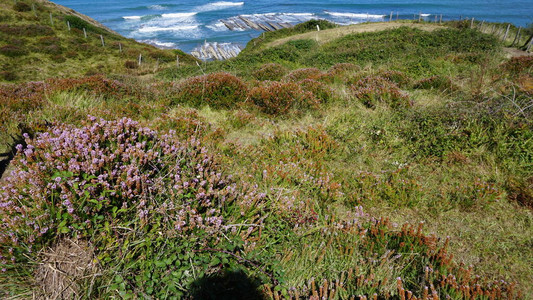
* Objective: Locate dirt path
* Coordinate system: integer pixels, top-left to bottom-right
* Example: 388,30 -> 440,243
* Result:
503,47 -> 533,58
265,22 -> 443,48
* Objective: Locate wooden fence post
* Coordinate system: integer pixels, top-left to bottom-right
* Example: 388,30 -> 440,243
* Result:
511,27 -> 521,47
100,35 -> 105,47
527,38 -> 533,52
502,24 -> 511,42
470,17 -> 474,28
396,12 -> 399,20
389,12 -> 393,22
480,20 -> 485,32
138,54 -> 142,66
418,12 -> 422,22
316,24 -> 320,31
32,3 -> 37,17
49,13 -> 53,26
67,21 -> 71,31
434,15 -> 437,23
439,14 -> 442,24
83,28 -> 87,38
176,55 -> 179,67
119,43 -> 122,52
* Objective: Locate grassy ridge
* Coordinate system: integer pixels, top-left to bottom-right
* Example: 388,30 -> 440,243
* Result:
0,0 -> 197,82
0,9 -> 532,300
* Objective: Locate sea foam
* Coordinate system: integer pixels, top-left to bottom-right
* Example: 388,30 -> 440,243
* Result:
138,25 -> 199,33
325,11 -> 385,19
161,12 -> 198,18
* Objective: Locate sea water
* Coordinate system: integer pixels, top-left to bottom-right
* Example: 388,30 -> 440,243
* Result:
53,0 -> 532,54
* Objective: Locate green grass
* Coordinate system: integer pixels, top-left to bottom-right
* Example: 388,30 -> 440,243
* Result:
1,8 -> 532,299
0,0 -> 197,82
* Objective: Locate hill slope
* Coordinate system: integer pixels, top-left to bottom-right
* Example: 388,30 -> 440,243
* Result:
0,0 -> 197,82
0,7 -> 532,299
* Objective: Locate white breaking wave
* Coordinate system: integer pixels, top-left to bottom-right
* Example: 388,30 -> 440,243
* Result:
211,1 -> 244,7
420,13 -> 431,17
325,11 -> 385,19
206,21 -> 229,32
195,1 -> 244,12
139,39 -> 177,48
123,16 -> 142,20
161,12 -> 198,18
138,25 -> 199,33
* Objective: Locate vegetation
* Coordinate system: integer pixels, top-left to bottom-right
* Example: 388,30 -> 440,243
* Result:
1,2 -> 532,299
0,0 -> 197,82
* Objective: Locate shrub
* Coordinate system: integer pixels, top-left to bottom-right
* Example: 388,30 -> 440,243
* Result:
0,71 -> 17,82
175,72 -> 248,109
351,76 -> 410,108
414,75 -> 456,92
502,56 -> 533,78
46,75 -> 131,99
0,117 -> 267,297
50,55 -> 66,63
37,36 -> 60,46
63,15 -> 108,36
251,63 -> 287,81
247,81 -> 319,115
377,70 -> 411,88
283,67 -> 324,82
124,60 -> 138,69
0,45 -> 27,57
298,79 -> 333,103
0,24 -> 54,37
13,2 -> 32,12
0,81 -> 46,113
42,44 -> 63,55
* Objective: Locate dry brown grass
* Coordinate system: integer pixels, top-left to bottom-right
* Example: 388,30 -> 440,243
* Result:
34,238 -> 99,299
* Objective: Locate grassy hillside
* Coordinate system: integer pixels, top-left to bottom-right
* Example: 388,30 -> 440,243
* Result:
1,7 -> 532,299
0,0 -> 197,82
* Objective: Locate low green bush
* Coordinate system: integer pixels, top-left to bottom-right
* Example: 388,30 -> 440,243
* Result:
248,81 -> 319,115
174,72 -> 248,109
0,45 -> 27,57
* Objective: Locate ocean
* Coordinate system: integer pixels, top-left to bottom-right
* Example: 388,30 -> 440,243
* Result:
53,0 -> 532,55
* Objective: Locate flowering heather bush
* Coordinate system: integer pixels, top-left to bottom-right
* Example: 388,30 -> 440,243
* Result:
0,24 -> 54,37
251,63 -> 287,81
247,81 -> 319,115
298,79 -> 334,103
46,75 -> 132,99
377,70 -> 411,88
0,45 -> 28,57
0,117 -> 265,277
414,75 -> 456,92
174,72 -> 248,109
283,68 -> 325,82
0,81 -> 46,113
351,76 -> 411,109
